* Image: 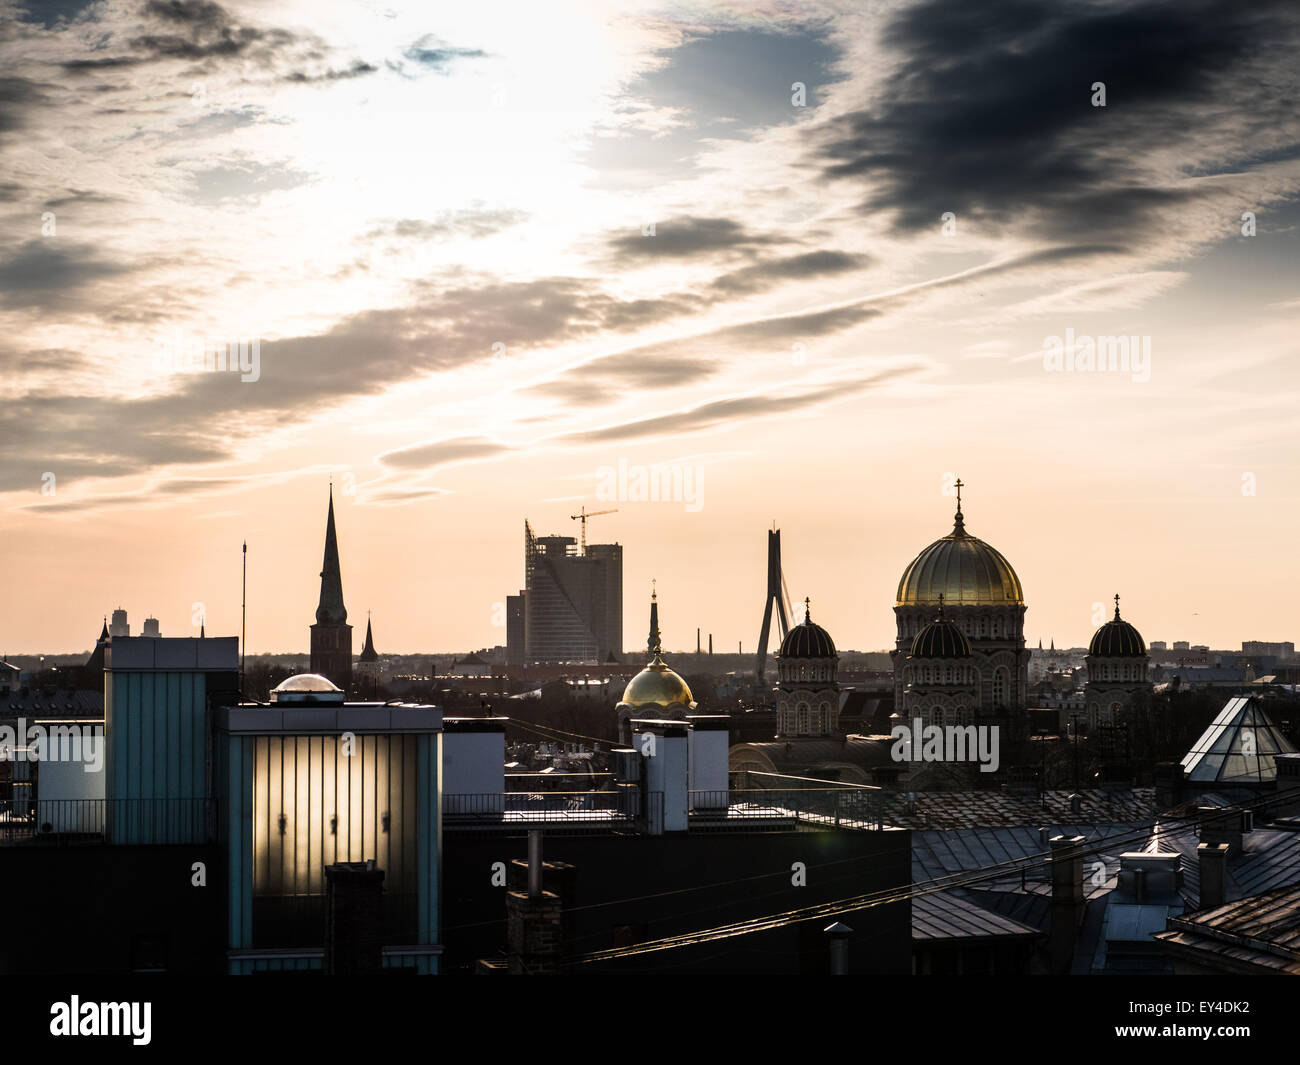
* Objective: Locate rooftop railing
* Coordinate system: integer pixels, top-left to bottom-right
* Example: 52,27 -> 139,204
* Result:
0,798 -> 216,845
444,789 -> 662,835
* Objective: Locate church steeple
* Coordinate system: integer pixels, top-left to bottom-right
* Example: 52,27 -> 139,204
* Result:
316,483 -> 347,625
360,613 -> 379,663
310,484 -> 353,690
647,581 -> 661,658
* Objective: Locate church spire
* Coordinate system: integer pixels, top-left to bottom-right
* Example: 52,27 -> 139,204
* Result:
647,581 -> 662,657
360,612 -> 379,662
952,477 -> 965,533
316,484 -> 347,625
1114,593 -> 1122,620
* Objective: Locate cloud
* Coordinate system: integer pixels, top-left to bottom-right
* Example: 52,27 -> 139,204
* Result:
402,35 -> 487,71
377,436 -> 513,471
363,207 -> 527,243
554,365 -> 923,445
0,241 -> 135,307
604,215 -> 788,262
811,0 -> 1300,240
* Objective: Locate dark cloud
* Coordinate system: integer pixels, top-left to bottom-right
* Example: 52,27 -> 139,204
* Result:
0,241 -> 134,307
604,216 -> 788,262
59,0 -> 304,72
710,249 -> 871,295
282,60 -> 377,84
0,75 -> 53,140
812,0 -> 1300,238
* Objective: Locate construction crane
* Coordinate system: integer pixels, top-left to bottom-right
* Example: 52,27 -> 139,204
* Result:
570,506 -> 617,555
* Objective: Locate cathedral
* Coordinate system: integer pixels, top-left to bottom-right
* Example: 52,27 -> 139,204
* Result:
891,482 -> 1030,718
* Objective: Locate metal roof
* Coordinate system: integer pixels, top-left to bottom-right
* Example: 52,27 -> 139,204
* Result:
912,890 -> 1043,942
1155,883 -> 1300,973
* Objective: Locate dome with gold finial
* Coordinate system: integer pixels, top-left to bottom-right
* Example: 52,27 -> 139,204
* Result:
896,480 -> 1024,607
620,587 -> 694,711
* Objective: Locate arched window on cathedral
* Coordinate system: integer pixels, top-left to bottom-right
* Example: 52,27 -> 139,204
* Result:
797,703 -> 809,734
819,702 -> 830,735
992,669 -> 1007,706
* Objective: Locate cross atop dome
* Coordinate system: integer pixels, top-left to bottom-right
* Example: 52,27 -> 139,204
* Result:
804,595 -> 811,623
953,477 -> 965,532
1114,593 -> 1122,620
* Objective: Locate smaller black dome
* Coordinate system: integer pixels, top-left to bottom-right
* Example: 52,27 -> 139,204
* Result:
910,606 -> 972,660
1089,599 -> 1145,657
779,601 -> 836,658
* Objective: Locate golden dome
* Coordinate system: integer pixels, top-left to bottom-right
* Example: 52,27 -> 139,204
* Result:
621,655 -> 694,709
896,492 -> 1024,607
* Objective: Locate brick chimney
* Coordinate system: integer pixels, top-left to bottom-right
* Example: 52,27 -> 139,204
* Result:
1197,842 -> 1229,911
324,860 -> 385,975
505,830 -> 564,974
1048,835 -> 1085,974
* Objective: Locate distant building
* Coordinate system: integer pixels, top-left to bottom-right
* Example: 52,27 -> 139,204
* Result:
109,608 -> 129,638
522,521 -> 621,663
356,615 -> 381,679
309,487 -> 352,691
892,486 -> 1029,715
505,592 -> 525,666
1083,595 -> 1152,731
1242,640 -> 1294,659
141,616 -> 160,638
615,592 -> 694,745
1149,641 -> 1167,652
1173,641 -> 1190,651
773,598 -> 840,737
900,597 -> 978,729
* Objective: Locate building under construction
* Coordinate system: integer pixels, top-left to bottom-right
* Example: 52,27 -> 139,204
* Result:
512,520 -> 623,664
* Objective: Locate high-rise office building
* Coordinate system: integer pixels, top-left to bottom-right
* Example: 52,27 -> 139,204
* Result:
522,521 -> 622,663
109,608 -> 130,637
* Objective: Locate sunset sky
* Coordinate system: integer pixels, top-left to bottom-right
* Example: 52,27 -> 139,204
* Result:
3,0 -> 1299,656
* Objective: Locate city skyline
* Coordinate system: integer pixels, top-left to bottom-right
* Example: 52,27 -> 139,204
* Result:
3,0 -> 1299,654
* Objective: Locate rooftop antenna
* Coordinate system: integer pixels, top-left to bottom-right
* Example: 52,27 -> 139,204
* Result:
240,540 -> 247,693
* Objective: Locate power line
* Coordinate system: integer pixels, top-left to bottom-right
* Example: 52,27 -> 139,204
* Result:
561,784 -> 1300,966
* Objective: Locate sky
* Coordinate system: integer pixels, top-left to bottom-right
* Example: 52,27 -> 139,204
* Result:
2,0 -> 1299,656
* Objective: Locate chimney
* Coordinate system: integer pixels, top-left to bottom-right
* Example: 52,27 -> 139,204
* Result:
1197,842 -> 1229,911
324,860 -> 385,975
1048,835 -> 1085,974
1198,807 -> 1244,856
825,922 -> 852,975
505,831 -> 564,974
1069,793 -> 1082,816
1153,762 -> 1185,811
708,634 -> 713,655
